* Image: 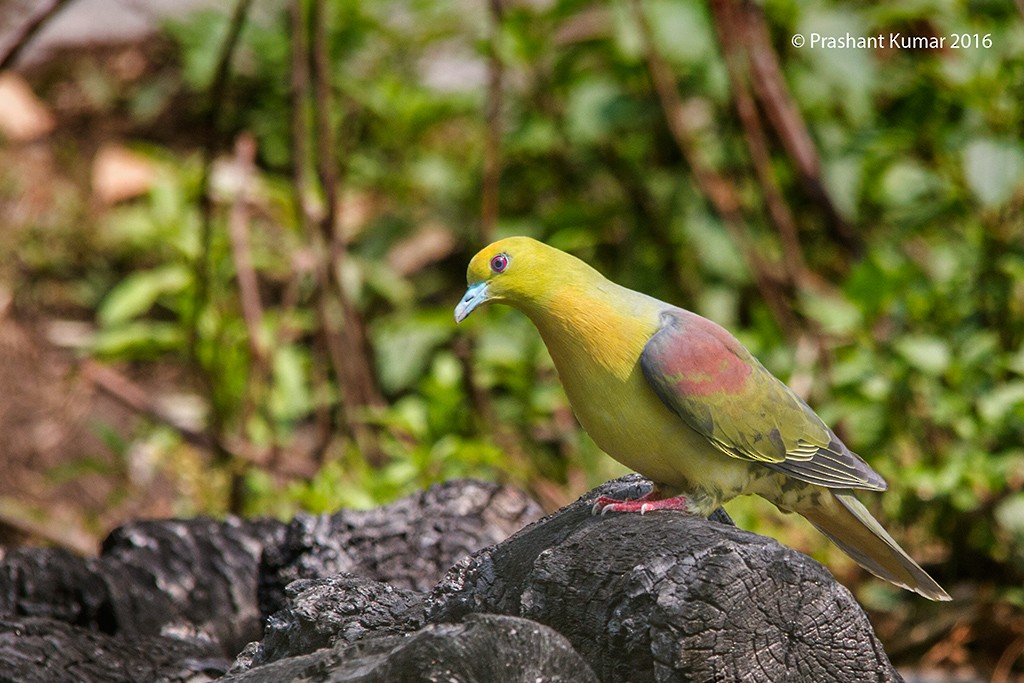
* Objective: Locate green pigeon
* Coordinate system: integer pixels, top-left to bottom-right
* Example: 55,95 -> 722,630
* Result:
455,236 -> 950,601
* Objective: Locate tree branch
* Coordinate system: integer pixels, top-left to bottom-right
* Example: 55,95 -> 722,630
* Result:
227,132 -> 265,363
194,0 -> 255,353
288,0 -> 334,464
310,0 -> 385,466
0,0 -> 76,70
739,1 -> 862,256
710,0 -> 807,287
83,360 -> 215,452
628,0 -> 797,337
192,0 -> 255,513
710,0 -> 841,396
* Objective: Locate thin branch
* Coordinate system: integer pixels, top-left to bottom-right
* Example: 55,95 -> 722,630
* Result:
710,0 -> 839,394
310,0 -> 386,466
83,360 -> 215,451
83,359 -> 279,468
309,0 -> 353,397
739,2 -> 861,256
481,0 -> 504,242
993,633 -> 1024,683
227,132 -> 265,363
0,0 -> 76,70
289,0 -> 311,233
191,0 -> 255,364
628,0 -> 797,337
226,131 -> 286,467
710,0 -> 807,286
195,0 -> 255,320
191,0 -> 254,514
310,0 -> 339,253
288,0 -> 334,463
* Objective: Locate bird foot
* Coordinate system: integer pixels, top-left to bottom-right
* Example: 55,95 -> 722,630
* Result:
591,492 -> 690,515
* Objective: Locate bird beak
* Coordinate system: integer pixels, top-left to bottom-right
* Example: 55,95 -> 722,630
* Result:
455,282 -> 490,323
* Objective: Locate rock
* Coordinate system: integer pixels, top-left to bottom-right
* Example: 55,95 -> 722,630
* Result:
0,616 -> 228,683
0,480 -> 544,682
235,573 -> 426,671
258,478 -> 543,615
98,516 -> 287,654
0,547 -> 110,627
221,613 -> 597,683
0,515 -> 286,656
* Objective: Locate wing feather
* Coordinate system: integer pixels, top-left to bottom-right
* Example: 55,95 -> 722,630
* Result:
641,309 -> 886,491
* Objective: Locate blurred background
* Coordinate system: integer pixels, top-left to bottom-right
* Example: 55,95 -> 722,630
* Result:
0,0 -> 1022,678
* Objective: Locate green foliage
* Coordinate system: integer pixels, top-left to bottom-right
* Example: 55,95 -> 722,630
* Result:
81,0 -> 1024,607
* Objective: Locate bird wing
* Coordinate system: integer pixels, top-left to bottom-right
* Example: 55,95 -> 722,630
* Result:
640,309 -> 886,491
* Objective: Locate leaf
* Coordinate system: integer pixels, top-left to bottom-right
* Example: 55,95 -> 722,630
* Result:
822,155 -> 862,222
680,210 -> 747,284
270,345 -> 312,422
894,335 -> 951,376
1007,347 -> 1024,376
880,161 -> 937,208
799,290 -> 862,335
165,10 -> 230,90
977,381 -> 1024,425
794,9 -> 876,124
645,0 -> 713,66
565,77 -> 622,143
371,312 -> 455,394
90,322 -> 185,359
995,492 -> 1024,540
98,264 -> 191,326
963,139 -> 1024,209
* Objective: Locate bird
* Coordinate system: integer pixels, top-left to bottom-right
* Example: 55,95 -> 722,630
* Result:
454,236 -> 950,601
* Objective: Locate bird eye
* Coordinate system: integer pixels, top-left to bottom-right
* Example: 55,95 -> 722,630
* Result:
490,253 -> 509,273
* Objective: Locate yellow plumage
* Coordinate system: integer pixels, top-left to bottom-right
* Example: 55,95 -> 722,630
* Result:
464,239 -> 750,498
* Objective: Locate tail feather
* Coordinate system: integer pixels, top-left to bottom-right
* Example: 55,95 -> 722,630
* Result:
801,490 -> 951,601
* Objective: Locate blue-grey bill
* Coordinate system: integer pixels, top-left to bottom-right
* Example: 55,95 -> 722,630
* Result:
454,282 -> 489,323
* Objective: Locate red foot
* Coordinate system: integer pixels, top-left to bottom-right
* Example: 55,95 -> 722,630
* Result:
591,491 -> 689,515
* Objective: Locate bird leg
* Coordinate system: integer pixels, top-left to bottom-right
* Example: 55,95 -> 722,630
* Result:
591,488 -> 690,515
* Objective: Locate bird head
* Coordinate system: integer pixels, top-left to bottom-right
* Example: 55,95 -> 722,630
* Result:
454,236 -> 564,323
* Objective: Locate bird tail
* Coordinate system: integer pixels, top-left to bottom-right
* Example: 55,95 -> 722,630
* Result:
800,490 -> 951,601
